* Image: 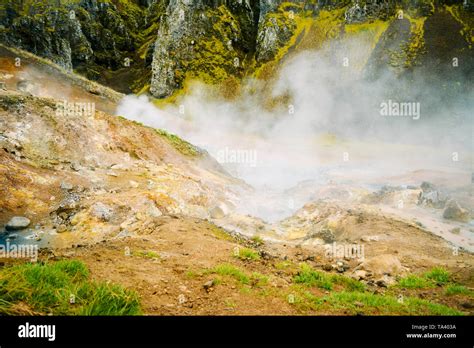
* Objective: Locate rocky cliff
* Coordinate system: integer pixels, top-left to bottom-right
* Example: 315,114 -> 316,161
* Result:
1,0 -> 472,97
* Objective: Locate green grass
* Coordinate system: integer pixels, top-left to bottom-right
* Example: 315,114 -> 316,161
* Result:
205,264 -> 268,288
234,247 -> 261,261
397,275 -> 434,289
445,284 -> 473,296
251,236 -> 264,246
250,272 -> 269,287
293,264 -> 365,292
314,291 -> 463,315
425,267 -> 450,285
331,274 -> 366,292
397,267 -> 451,289
155,129 -> 201,157
0,260 -> 141,315
206,264 -> 250,284
275,260 -> 294,270
209,225 -> 235,242
294,264 -> 334,290
116,116 -> 200,157
132,250 -> 160,259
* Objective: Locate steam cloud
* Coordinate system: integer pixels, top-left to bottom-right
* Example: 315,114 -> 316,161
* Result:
116,39 -> 472,222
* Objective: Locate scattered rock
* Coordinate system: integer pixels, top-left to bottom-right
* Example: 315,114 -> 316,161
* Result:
6,216 -> 31,231
335,260 -> 349,273
418,182 -> 448,208
129,180 -> 139,188
443,200 -> 470,223
322,264 -> 333,272
203,280 -> 214,292
147,204 -> 162,218
70,162 -> 81,171
90,202 -> 113,222
360,235 -> 380,242
57,193 -> 81,211
357,254 -> 406,277
210,206 -> 225,219
60,181 -> 74,191
376,275 -> 396,287
318,227 -> 336,243
450,227 -> 461,235
57,224 -> 67,233
115,229 -> 135,238
352,270 -> 367,280
461,301 -> 474,309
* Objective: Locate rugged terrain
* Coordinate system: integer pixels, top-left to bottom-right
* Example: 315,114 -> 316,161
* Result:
1,1 -> 472,97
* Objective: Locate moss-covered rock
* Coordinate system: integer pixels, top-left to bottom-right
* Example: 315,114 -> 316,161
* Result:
149,0 -> 259,98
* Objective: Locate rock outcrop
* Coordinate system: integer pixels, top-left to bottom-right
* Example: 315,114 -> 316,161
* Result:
150,0 -> 260,97
1,0 -> 472,97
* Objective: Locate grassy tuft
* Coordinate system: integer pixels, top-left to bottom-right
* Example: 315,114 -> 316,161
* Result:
251,236 -> 264,246
445,284 -> 473,296
154,129 -> 201,157
397,275 -> 434,289
207,264 -> 250,284
397,267 -> 451,289
294,264 -> 334,290
424,267 -> 450,285
0,260 -> 141,315
234,247 -> 260,261
293,264 -> 365,292
315,291 -> 462,315
133,250 -> 160,259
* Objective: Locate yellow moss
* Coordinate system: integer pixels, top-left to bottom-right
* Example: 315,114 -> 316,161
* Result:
344,19 -> 391,71
254,9 -> 345,81
446,4 -> 474,45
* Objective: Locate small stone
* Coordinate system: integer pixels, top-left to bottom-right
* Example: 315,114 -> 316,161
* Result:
443,200 -> 470,222
90,202 -> 113,221
210,206 -> 225,219
451,227 -> 461,235
203,280 -> 214,291
6,216 -> 31,231
70,163 -> 81,171
322,264 -> 333,272
376,279 -> 388,288
60,181 -> 74,191
129,180 -> 139,188
57,224 -> 67,233
353,270 -> 367,280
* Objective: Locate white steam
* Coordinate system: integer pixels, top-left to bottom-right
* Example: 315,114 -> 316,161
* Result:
116,41 -> 472,222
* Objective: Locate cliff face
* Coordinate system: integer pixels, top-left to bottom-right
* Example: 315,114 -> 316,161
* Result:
0,1 -> 145,73
150,0 -> 260,97
1,0 -> 472,97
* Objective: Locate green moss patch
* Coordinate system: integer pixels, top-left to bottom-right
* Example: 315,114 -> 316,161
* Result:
0,260 -> 141,315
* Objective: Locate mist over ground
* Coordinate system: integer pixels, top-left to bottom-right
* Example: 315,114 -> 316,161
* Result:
117,40 -> 472,222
